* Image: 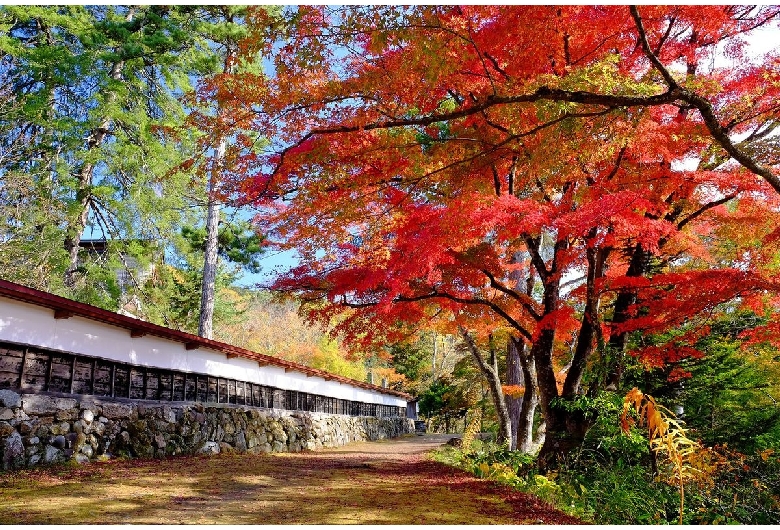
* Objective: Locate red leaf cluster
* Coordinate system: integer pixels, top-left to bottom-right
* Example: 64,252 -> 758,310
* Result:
202,6 -> 780,404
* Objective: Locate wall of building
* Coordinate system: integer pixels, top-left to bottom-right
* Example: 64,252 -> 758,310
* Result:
0,389 -> 415,470
0,297 -> 407,408
0,285 -> 416,470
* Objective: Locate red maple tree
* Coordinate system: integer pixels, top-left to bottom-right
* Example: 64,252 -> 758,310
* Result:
208,6 -> 780,461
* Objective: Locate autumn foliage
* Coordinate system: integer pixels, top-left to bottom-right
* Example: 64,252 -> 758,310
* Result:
207,6 -> 780,456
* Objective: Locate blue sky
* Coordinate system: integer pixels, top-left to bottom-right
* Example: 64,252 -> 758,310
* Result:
237,247 -> 299,288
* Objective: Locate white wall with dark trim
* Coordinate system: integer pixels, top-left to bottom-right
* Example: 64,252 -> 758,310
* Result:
0,296 -> 406,408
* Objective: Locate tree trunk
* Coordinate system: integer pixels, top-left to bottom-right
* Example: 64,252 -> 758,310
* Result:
198,137 -> 226,339
605,243 -> 648,389
63,164 -> 95,288
511,336 -> 541,453
460,329 -> 512,446
507,255 -> 538,452
506,338 -> 522,451
530,258 -> 590,469
432,331 -> 438,381
533,325 -> 576,471
563,240 -> 604,396
198,44 -> 235,339
535,242 -> 610,469
63,55 -> 128,288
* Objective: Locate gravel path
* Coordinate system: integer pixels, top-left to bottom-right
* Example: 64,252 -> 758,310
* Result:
0,434 -> 582,524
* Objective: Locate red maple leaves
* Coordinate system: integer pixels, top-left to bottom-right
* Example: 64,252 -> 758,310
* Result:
206,6 -> 780,412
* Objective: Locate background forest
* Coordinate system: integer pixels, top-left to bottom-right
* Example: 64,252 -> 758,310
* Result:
1,5 -> 780,523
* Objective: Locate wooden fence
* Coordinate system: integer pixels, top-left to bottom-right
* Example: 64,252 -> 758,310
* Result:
0,342 -> 404,418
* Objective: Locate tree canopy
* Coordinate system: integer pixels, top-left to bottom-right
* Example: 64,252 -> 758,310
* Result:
208,5 -> 780,458
2,4 -> 780,466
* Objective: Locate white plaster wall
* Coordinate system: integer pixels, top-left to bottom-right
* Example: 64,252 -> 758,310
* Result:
0,297 -> 406,408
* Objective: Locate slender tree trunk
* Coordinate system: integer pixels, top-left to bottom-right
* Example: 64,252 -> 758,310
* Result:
198,43 -> 235,339
506,338 -> 522,451
605,243 -> 647,389
563,240 -> 605,395
432,331 -> 438,381
510,336 -> 540,453
508,257 -> 539,452
460,328 -> 512,446
521,351 -> 541,452
198,137 -> 227,339
63,164 -> 95,287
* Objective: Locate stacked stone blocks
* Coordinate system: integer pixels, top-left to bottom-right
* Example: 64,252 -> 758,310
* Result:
0,389 -> 414,470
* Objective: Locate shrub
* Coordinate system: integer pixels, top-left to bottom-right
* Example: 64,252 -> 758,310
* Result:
434,388 -> 780,524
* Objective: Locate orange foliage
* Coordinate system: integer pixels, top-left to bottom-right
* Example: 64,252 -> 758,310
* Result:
502,385 -> 525,399
204,7 -> 780,431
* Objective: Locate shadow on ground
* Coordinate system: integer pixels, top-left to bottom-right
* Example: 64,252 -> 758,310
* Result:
0,434 -> 581,525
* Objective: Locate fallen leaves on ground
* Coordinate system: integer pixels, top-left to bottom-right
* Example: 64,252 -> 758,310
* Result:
0,435 -> 581,524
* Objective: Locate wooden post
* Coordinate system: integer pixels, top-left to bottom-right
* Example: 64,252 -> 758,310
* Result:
90,359 -> 96,395
45,352 -> 53,392
110,363 -> 116,397
69,356 -> 77,394
18,348 -> 28,390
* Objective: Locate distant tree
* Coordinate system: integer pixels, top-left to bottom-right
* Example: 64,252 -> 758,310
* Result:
0,5 -> 274,331
181,218 -> 264,273
214,290 -> 370,380
388,340 -> 431,392
680,312 -> 780,452
0,6 -> 220,307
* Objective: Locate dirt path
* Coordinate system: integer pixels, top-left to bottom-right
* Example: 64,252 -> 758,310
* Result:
0,434 -> 581,524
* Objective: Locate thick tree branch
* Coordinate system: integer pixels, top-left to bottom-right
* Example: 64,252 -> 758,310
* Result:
306,88 -> 676,137
682,91 -> 780,194
524,235 -> 550,282
481,268 -> 542,321
630,6 -> 679,89
460,327 -> 496,378
677,193 -> 738,230
397,290 -> 534,341
631,5 -> 780,195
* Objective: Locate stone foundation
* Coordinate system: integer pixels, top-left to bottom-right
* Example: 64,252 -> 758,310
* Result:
0,389 -> 414,470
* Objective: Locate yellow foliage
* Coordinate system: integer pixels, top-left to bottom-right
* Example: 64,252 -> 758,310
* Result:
215,294 -> 367,380
461,407 -> 483,452
372,366 -> 406,387
622,387 -> 718,524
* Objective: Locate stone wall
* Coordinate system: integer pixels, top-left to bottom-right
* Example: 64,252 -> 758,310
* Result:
0,389 -> 415,470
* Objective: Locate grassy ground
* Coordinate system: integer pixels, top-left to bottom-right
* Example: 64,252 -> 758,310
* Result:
0,435 -> 581,524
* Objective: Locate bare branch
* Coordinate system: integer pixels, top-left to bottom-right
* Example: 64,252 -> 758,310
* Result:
630,5 -> 679,89
481,268 -> 542,321
397,290 -> 534,341
677,193 -> 738,230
